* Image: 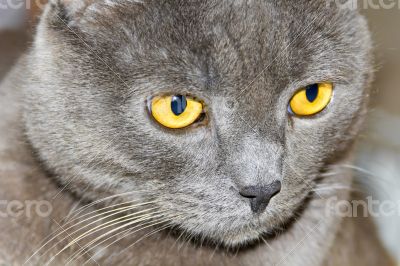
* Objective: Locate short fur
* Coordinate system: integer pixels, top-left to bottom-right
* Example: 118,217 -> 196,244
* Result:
0,0 -> 395,265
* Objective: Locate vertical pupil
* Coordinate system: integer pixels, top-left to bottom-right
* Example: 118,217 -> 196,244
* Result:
171,95 -> 187,116
306,84 -> 319,102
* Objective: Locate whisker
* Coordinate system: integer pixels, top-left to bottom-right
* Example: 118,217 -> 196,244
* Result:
30,202 -> 160,263
313,184 -> 354,191
68,191 -> 151,219
25,196 -> 158,265
64,211 -> 165,254
312,187 -> 355,195
65,200 -> 161,226
44,209 -> 164,266
335,164 -> 398,198
179,229 -> 196,253
169,227 -> 186,251
101,216 -> 181,264
86,213 -> 193,265
209,240 -> 221,261
319,171 -> 339,177
66,200 -> 139,223
79,220 -> 170,264
337,164 -> 396,185
86,219 -> 175,265
322,164 -> 398,195
69,214 -> 177,265
260,236 -> 272,250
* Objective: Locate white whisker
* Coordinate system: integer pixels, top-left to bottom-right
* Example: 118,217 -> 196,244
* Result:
102,216 -> 180,264
69,214 -> 177,265
68,191 -> 150,219
44,209 -> 164,266
30,201 -> 160,263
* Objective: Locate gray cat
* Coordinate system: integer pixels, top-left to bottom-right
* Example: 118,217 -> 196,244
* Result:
0,0 -> 395,265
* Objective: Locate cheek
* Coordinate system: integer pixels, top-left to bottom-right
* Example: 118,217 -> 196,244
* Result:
129,137 -> 219,182
285,112 -> 360,177
285,126 -> 339,170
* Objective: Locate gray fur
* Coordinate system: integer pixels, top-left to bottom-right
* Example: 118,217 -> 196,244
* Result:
0,0 -> 392,265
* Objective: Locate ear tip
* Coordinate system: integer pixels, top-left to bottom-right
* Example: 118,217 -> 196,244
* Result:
48,0 -> 62,8
46,0 -> 88,21
41,0 -> 72,28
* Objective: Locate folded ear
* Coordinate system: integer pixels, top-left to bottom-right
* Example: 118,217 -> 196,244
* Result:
43,0 -> 104,29
46,0 -> 86,19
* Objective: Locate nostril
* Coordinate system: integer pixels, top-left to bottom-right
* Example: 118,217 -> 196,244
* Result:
239,180 -> 282,213
269,180 -> 282,198
239,188 -> 258,199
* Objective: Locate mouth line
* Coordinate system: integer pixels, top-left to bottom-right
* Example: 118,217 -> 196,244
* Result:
161,195 -> 312,252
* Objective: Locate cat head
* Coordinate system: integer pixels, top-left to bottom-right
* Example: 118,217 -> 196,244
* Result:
24,0 -> 372,247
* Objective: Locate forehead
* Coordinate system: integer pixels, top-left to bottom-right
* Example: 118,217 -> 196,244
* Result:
75,0 -> 364,92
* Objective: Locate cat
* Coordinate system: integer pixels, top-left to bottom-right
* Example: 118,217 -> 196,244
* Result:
0,0 -> 395,265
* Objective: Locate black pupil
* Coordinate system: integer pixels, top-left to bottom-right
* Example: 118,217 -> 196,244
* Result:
171,95 -> 187,116
306,84 -> 319,102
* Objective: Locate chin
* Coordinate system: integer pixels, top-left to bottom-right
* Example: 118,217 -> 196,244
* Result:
173,214 -> 281,249
219,231 -> 266,248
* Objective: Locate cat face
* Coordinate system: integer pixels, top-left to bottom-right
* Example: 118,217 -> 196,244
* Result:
24,0 -> 372,247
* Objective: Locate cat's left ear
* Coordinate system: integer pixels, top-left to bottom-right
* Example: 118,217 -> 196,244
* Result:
42,0 -> 105,29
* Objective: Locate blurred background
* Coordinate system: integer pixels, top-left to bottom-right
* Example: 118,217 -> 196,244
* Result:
0,0 -> 399,262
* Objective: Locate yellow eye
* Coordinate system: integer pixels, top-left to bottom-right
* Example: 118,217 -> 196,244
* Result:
289,83 -> 333,116
151,95 -> 203,129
